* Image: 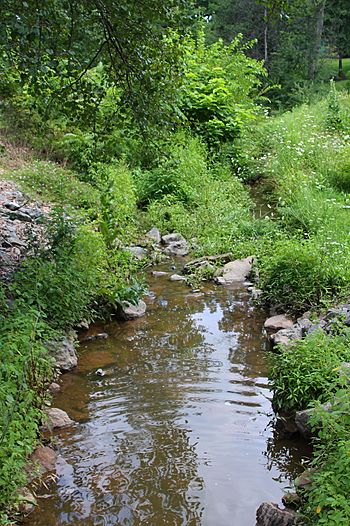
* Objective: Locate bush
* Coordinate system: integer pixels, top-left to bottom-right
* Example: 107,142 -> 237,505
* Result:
270,330 -> 350,412
300,389 -> 350,525
259,239 -> 350,313
0,311 -> 53,522
135,133 -> 207,207
89,162 -> 138,247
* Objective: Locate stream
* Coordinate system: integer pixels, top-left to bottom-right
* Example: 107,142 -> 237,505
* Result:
25,264 -> 310,526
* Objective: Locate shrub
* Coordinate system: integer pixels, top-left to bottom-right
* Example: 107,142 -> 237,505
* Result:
0,311 -> 53,521
300,389 -> 350,525
135,133 -> 208,207
89,162 -> 138,247
259,239 -> 349,313
270,331 -> 350,412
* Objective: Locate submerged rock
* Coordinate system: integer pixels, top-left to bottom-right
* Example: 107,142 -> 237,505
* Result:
18,488 -> 37,515
120,299 -> 147,320
42,408 -> 74,431
256,502 -> 296,526
151,270 -> 169,277
264,315 -> 294,332
47,331 -> 78,373
215,256 -> 254,284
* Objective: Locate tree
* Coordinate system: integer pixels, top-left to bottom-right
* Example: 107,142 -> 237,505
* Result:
0,0 -> 193,126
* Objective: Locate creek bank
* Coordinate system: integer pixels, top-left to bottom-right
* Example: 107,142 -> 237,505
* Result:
0,180 -> 50,280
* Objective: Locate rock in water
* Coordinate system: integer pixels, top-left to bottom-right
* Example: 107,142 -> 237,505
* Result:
161,233 -> 189,257
264,315 -> 294,332
30,446 -> 57,475
47,331 -> 78,373
42,408 -> 74,431
169,274 -> 187,282
256,502 -> 296,526
120,299 -> 147,320
215,256 -> 254,284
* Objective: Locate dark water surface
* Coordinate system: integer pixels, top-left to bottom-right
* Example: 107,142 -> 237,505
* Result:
26,267 -> 309,526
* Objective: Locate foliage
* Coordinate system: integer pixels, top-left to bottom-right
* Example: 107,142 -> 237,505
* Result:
300,388 -> 350,525
179,29 -> 267,146
270,330 -> 350,412
89,162 -> 138,247
135,133 -> 208,206
0,310 -> 53,523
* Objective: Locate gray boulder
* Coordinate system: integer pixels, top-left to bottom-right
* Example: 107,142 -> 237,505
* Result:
215,256 -> 254,284
270,326 -> 302,347
120,299 -> 147,320
264,315 -> 294,332
161,233 -> 189,257
146,227 -> 161,244
295,403 -> 331,439
256,502 -> 296,526
125,246 -> 148,259
47,331 -> 78,373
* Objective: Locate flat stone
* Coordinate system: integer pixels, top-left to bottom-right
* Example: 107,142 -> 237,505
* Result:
215,256 -> 254,284
120,299 -> 147,320
30,446 -> 57,475
264,315 -> 294,332
42,408 -> 74,431
169,274 -> 187,282
151,271 -> 169,277
183,253 -> 232,273
145,227 -> 161,244
256,502 -> 296,526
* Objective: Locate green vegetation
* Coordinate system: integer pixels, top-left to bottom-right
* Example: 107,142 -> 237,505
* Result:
1,0 -> 350,524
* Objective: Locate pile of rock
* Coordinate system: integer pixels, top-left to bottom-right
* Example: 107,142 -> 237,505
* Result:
0,180 -> 49,280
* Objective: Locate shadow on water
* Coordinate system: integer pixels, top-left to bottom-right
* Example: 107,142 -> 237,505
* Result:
24,264 -> 311,526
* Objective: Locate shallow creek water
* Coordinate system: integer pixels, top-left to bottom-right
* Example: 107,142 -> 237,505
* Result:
26,265 -> 310,526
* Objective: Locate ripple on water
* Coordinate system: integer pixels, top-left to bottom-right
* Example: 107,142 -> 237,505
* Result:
24,271 -> 311,526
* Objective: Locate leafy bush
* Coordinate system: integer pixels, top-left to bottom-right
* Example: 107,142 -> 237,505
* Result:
179,28 -> 267,147
300,388 -> 350,525
270,330 -> 350,412
0,311 -> 53,522
259,239 -> 349,313
89,162 -> 138,247
135,133 -> 207,206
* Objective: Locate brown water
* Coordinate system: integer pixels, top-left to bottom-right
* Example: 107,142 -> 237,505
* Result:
26,266 -> 309,526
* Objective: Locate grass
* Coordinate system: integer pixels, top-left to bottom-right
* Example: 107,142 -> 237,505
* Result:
319,57 -> 350,91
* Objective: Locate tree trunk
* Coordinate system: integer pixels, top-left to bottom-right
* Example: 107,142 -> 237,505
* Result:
264,7 -> 268,64
338,54 -> 345,79
309,0 -> 326,80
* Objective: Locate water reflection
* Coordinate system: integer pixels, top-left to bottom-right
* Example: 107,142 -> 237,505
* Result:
25,268 -> 309,526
